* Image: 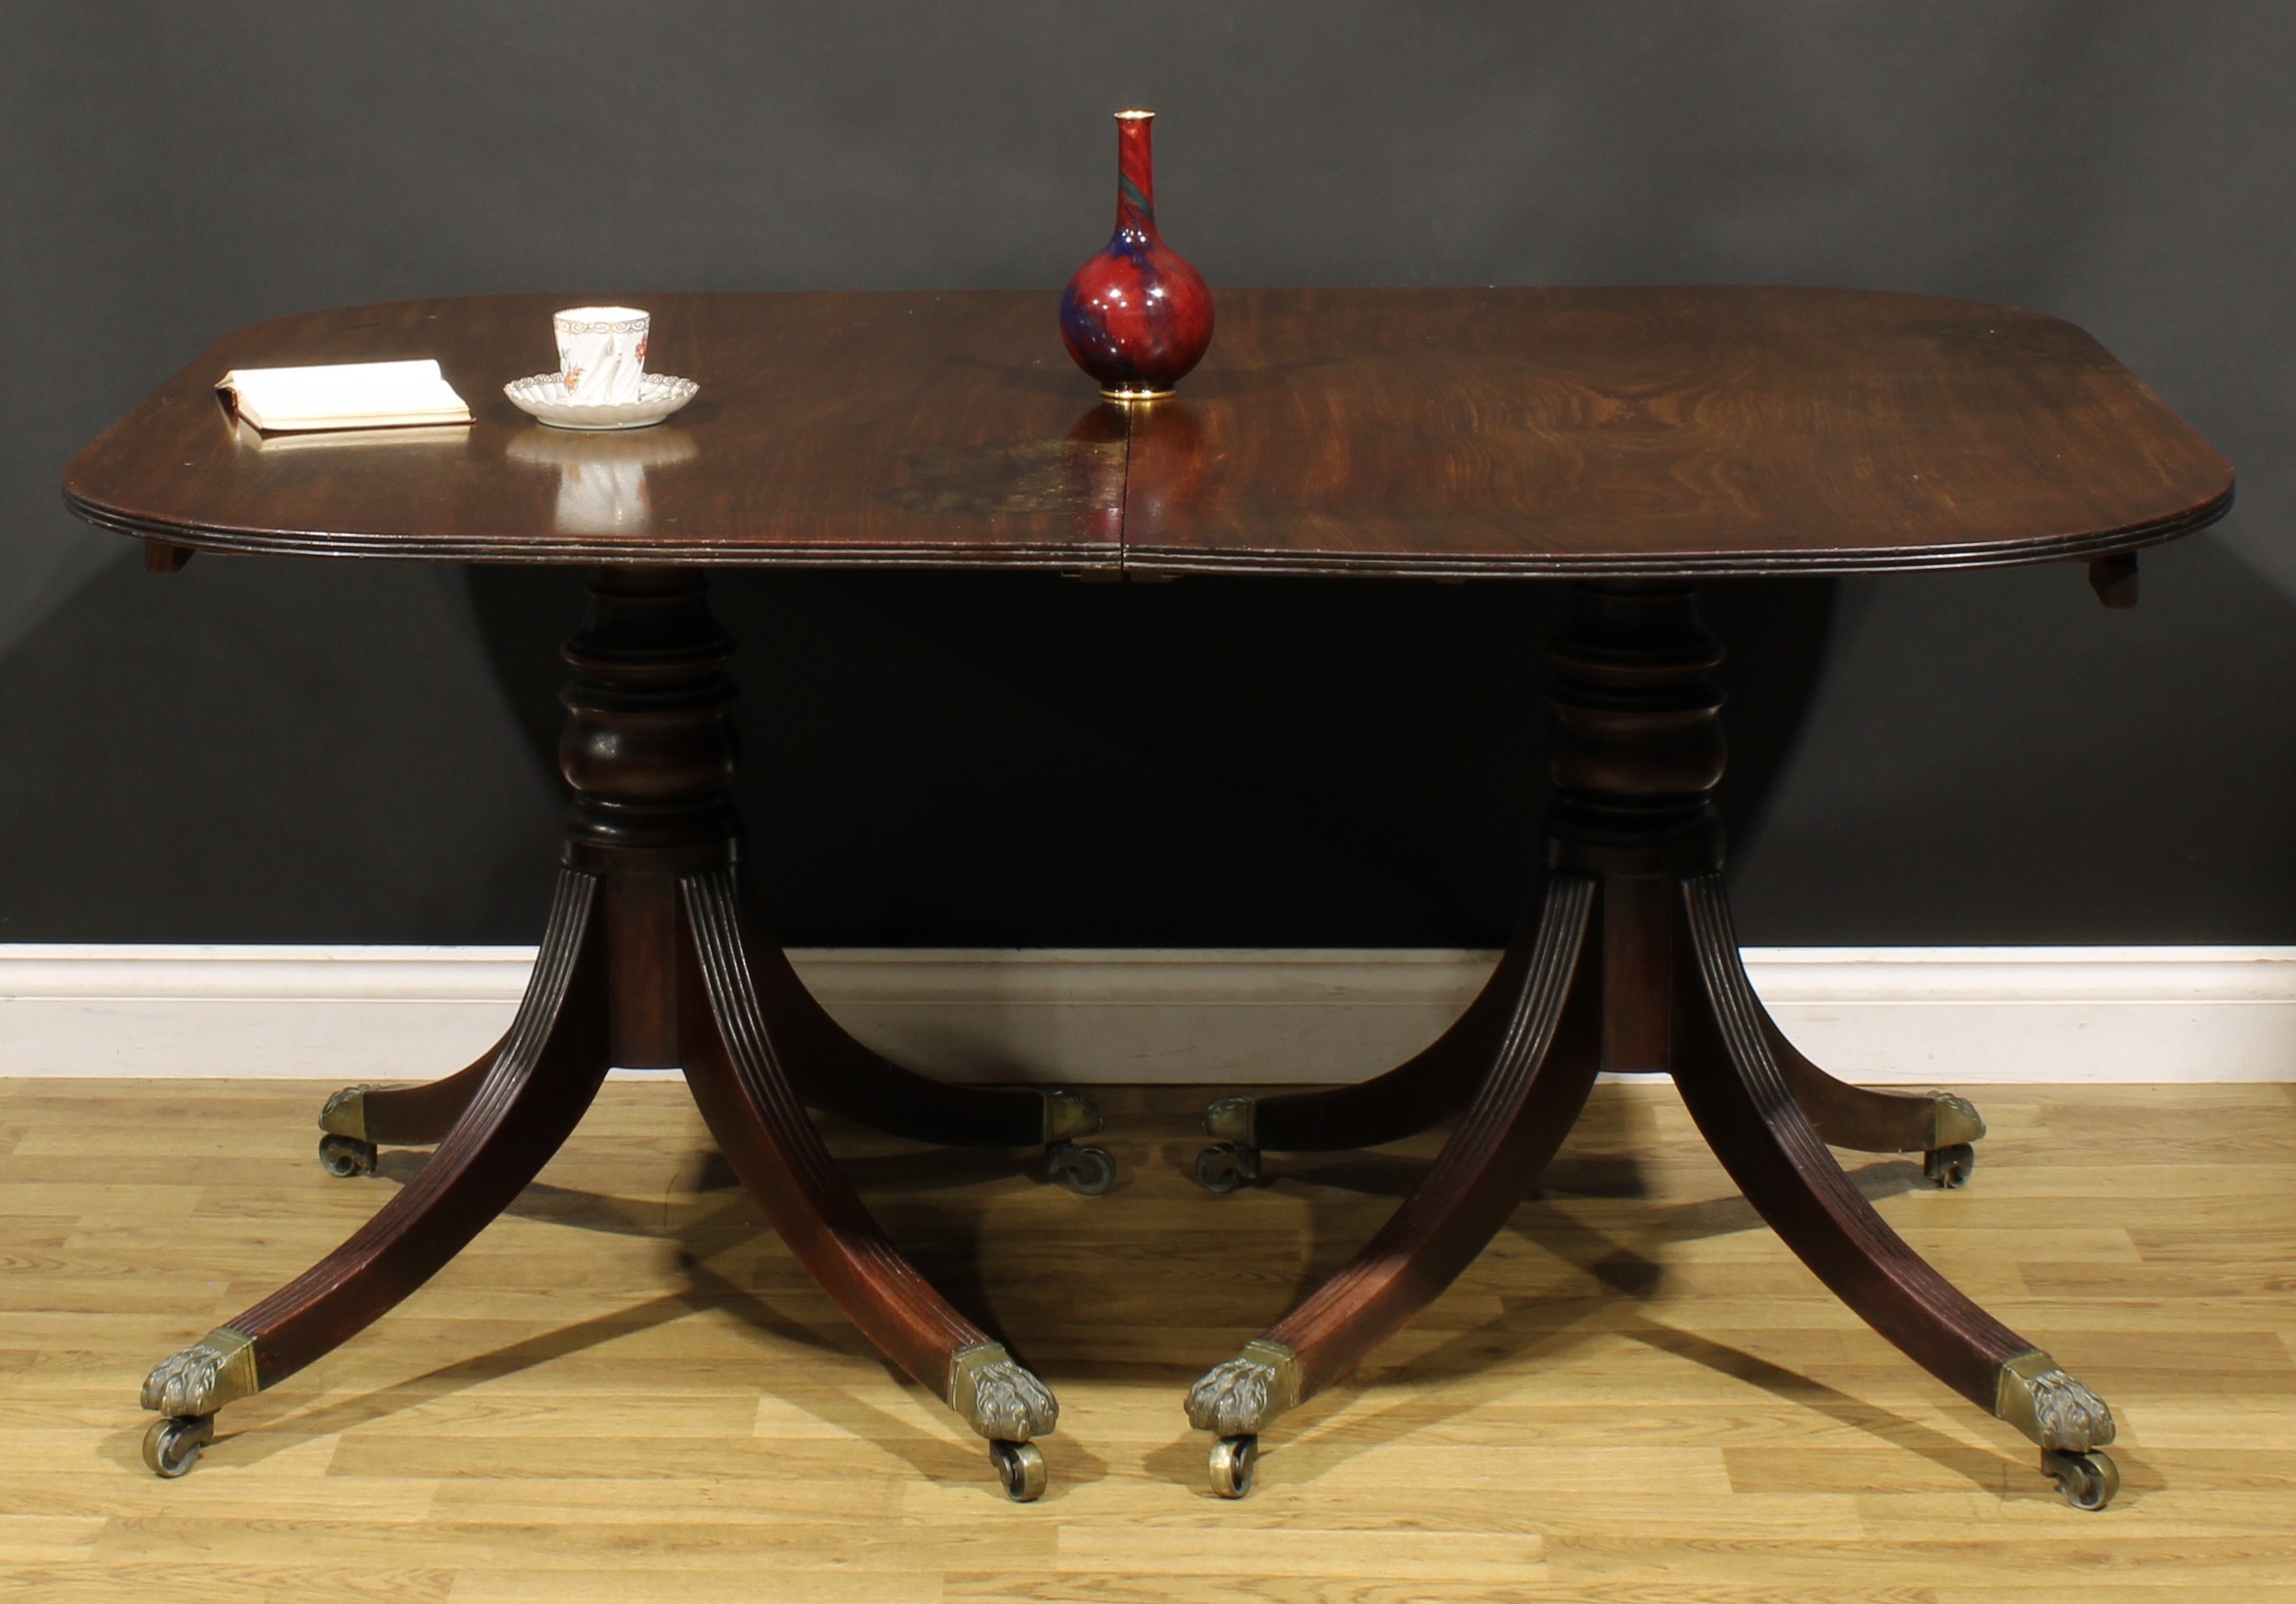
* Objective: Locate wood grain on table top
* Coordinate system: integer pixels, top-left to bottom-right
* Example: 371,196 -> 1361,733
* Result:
65,291 -> 1126,570
64,286 -> 2233,576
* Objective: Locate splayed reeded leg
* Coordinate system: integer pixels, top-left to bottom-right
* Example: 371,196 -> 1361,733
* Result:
1758,1010 -> 1986,1186
681,865 -> 1059,1498
1675,875 -> 2114,1502
314,1030 -> 511,1178
733,878 -> 1110,1192
1183,582 -> 2118,1508
142,870 -> 612,1474
312,901 -> 1111,1194
1187,874 -> 1602,1494
1194,910 -> 1537,1191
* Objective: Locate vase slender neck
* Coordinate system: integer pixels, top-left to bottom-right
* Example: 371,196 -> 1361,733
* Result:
1115,114 -> 1157,237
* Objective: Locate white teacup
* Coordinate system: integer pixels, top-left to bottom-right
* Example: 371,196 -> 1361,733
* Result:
553,306 -> 650,405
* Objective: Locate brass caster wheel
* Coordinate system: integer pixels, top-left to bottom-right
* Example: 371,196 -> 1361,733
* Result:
1046,1139 -> 1116,1196
1923,1142 -> 1975,1189
2043,1448 -> 2119,1510
990,1439 -> 1047,1502
141,1414 -> 214,1478
1195,1143 -> 1261,1194
1209,1433 -> 1258,1498
319,1134 -> 377,1178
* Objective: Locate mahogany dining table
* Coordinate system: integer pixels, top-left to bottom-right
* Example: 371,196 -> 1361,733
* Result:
63,286 -> 2232,1508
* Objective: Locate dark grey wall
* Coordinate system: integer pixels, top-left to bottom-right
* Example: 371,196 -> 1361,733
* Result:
6,2 -> 2292,947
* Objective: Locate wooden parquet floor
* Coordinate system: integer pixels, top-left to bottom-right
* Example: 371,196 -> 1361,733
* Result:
0,1078 -> 2291,1601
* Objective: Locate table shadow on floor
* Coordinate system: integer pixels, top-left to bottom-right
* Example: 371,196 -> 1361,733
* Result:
166,1093 -> 2025,1502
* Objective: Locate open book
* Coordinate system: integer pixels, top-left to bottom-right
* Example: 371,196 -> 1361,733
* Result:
218,359 -> 474,433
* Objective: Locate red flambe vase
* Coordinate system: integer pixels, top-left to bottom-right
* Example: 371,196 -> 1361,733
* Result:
1060,109 -> 1214,401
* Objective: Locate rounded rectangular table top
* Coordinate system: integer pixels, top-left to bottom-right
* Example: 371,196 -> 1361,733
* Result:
64,286 -> 2232,577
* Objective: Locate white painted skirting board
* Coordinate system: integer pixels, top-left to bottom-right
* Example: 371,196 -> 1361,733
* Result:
0,944 -> 2292,1084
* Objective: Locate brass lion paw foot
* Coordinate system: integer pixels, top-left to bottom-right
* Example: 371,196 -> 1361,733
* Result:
317,1086 -> 380,1176
1187,1339 -> 1300,1497
947,1344 -> 1057,1500
948,1343 -> 1058,1441
1998,1350 -> 2120,1508
141,1328 -> 258,1418
1186,1339 -> 1300,1437
139,1328 -> 258,1480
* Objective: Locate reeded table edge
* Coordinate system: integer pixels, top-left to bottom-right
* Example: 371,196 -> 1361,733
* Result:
64,483 -> 2231,577
61,491 -> 1125,571
1116,486 -> 2235,581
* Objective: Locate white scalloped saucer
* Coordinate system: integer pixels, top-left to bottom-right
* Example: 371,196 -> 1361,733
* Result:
504,372 -> 698,431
